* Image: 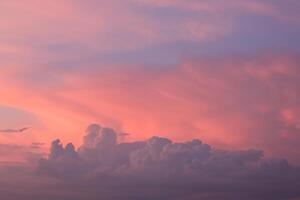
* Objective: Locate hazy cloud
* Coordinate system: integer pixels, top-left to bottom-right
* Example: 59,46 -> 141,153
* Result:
35,124 -> 300,200
0,127 -> 30,133
30,142 -> 45,149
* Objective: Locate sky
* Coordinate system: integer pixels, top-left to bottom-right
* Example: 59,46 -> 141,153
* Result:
1,0 -> 300,199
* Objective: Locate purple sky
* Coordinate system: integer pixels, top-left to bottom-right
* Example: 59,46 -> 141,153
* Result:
1,0 -> 300,199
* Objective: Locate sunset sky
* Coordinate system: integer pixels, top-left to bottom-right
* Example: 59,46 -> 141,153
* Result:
1,1 -> 300,199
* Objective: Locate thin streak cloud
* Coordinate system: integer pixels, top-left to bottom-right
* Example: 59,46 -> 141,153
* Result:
0,127 -> 31,133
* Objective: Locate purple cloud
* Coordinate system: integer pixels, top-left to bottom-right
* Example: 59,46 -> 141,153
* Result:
34,124 -> 300,200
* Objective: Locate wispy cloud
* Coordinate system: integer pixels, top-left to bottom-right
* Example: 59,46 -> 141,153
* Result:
2,53 -> 300,162
0,127 -> 30,133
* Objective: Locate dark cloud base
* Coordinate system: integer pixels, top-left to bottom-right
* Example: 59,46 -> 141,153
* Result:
29,124 -> 300,200
0,124 -> 300,199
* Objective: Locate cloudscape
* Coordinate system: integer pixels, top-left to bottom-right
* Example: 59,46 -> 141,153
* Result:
1,0 -> 300,199
1,124 -> 300,200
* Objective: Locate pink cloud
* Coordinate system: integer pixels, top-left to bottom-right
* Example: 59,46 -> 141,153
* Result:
1,1 -> 300,198
1,52 -> 300,163
0,0 -> 265,55
134,0 -> 299,21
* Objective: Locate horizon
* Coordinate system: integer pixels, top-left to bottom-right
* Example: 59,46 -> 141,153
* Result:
1,0 -> 300,199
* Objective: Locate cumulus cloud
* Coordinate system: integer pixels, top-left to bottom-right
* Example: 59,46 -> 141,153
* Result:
1,52 -> 300,165
36,124 -> 300,200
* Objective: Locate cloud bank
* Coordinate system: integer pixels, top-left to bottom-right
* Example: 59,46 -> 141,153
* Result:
1,0 -> 300,163
33,124 -> 300,200
1,53 -> 300,164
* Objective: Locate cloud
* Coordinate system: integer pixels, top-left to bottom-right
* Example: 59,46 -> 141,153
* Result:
0,0 -> 299,68
1,1 -> 300,157
1,53 -> 300,164
0,0 -> 230,55
0,143 -> 44,165
34,124 -> 300,200
0,127 -> 30,133
0,1 -> 299,199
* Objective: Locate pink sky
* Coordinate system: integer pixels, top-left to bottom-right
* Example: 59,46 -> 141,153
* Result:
1,1 -> 300,199
1,0 -> 300,160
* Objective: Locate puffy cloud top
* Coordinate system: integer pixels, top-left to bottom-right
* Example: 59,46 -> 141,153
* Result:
37,124 -> 300,199
82,124 -> 117,149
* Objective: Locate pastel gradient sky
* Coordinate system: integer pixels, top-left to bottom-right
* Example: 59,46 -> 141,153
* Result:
2,1 -> 300,199
1,0 -> 300,163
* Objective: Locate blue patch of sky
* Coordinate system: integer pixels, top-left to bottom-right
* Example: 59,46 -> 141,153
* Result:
39,9 -> 300,68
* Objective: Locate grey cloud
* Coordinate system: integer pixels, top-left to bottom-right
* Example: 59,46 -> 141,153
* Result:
36,124 -> 300,200
0,143 -> 44,162
0,127 -> 30,133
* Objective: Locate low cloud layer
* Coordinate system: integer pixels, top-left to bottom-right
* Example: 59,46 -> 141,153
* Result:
33,124 -> 300,200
